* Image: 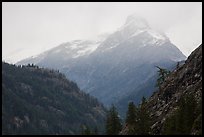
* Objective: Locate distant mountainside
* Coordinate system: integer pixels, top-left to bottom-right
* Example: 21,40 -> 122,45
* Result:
17,14 -> 186,116
2,62 -> 107,135
121,44 -> 202,135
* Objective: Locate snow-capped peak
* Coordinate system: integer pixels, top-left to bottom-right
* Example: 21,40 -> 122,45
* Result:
116,14 -> 151,39
120,14 -> 169,46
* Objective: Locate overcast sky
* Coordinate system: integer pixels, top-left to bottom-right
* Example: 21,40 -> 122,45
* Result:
2,2 -> 202,63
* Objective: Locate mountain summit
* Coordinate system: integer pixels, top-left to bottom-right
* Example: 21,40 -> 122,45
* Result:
96,15 -> 169,53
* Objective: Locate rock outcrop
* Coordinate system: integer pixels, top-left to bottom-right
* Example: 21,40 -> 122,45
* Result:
146,44 -> 202,134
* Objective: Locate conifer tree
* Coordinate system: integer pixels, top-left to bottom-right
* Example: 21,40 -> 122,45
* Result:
125,97 -> 151,135
93,126 -> 98,135
162,94 -> 198,135
105,105 -> 122,135
125,101 -> 138,135
137,97 -> 151,135
155,66 -> 170,90
81,124 -> 92,135
126,102 -> 137,125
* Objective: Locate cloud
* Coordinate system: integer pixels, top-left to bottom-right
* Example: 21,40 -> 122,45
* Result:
2,2 -> 202,63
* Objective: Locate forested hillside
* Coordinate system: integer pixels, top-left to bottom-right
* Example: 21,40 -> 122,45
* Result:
2,62 -> 107,135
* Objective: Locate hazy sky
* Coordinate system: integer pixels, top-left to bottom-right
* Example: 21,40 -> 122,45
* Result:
2,2 -> 202,63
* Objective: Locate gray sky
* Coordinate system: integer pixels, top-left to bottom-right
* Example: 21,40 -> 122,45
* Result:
2,2 -> 202,63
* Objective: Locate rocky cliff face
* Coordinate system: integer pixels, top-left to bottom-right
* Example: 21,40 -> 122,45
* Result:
146,44 -> 202,134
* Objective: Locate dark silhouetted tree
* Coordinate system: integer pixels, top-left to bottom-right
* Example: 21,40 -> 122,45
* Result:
137,97 -> 151,135
106,105 -> 122,135
125,97 -> 151,135
155,66 -> 170,90
162,94 -> 198,135
125,101 -> 138,134
126,102 -> 137,125
81,124 -> 92,135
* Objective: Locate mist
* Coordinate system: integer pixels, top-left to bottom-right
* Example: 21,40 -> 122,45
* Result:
2,2 -> 202,63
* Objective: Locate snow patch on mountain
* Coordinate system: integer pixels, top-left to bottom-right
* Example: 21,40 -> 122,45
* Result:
147,30 -> 167,41
53,49 -> 61,53
130,29 -> 146,37
72,43 -> 99,58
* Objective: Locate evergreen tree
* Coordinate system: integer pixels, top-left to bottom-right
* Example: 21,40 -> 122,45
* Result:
177,94 -> 197,134
162,94 -> 198,135
162,114 -> 177,135
81,124 -> 92,135
125,97 -> 151,135
93,126 -> 98,135
155,66 -> 170,90
191,99 -> 202,135
176,62 -> 180,69
125,101 -> 138,134
126,102 -> 137,125
137,97 -> 151,135
105,105 -> 122,135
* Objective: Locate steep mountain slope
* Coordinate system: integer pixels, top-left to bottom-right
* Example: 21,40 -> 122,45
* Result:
120,44 -> 202,135
17,15 -> 186,116
145,44 -> 202,134
2,62 -> 106,135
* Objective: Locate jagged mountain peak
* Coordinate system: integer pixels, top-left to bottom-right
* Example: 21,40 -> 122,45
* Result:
97,14 -> 171,52
119,14 -> 169,43
117,14 -> 150,36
